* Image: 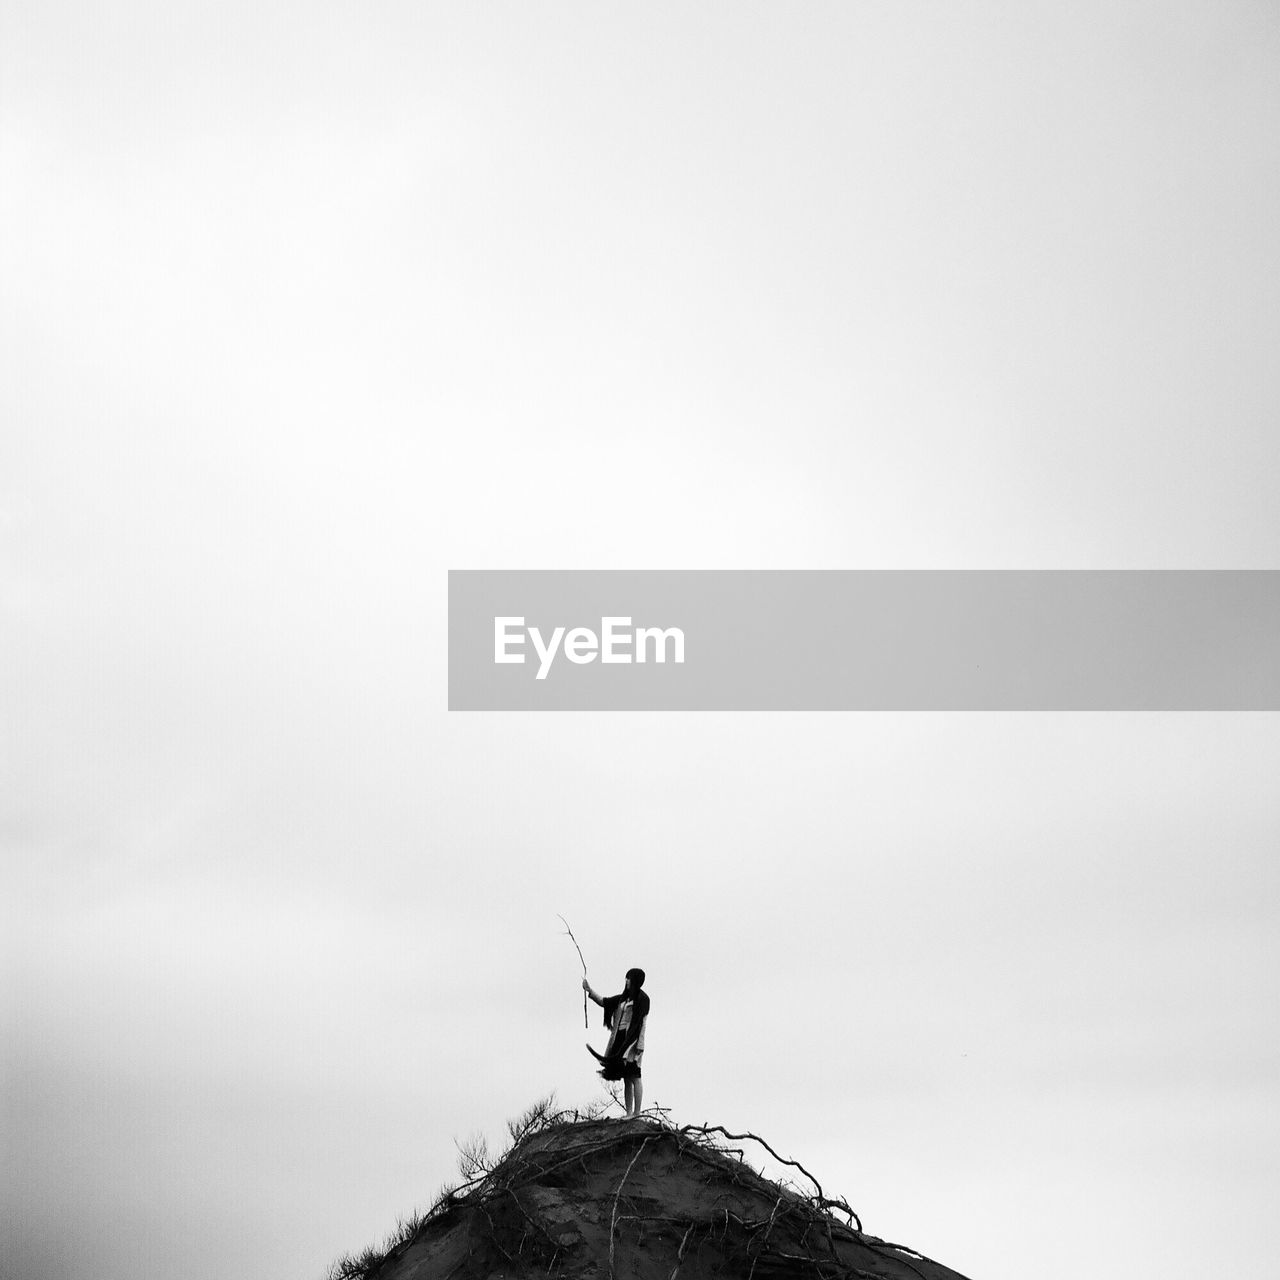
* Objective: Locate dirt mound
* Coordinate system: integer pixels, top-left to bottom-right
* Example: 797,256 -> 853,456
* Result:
332,1107 -> 972,1280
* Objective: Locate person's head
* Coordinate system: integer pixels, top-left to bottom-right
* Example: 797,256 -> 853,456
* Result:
625,967 -> 645,992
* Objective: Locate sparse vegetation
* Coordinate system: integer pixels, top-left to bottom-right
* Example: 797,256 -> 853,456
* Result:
323,1095 -> 952,1280
325,1092 -> 607,1280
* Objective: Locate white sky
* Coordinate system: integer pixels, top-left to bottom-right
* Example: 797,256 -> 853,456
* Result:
4,4 -> 1278,1280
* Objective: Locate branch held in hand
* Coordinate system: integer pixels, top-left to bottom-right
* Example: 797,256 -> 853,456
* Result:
557,913 -> 590,1028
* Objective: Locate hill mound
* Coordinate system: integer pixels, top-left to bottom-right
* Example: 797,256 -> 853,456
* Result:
329,1102 -> 972,1280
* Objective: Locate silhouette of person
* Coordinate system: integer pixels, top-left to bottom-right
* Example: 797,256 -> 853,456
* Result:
584,968 -> 649,1117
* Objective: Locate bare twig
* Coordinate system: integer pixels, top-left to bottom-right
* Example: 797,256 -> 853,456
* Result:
557,913 -> 590,1028
862,1239 -> 931,1280
747,1194 -> 786,1280
608,1136 -> 653,1279
668,1222 -> 696,1280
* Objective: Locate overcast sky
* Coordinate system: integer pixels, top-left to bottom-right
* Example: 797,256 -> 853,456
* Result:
4,5 -> 1278,1280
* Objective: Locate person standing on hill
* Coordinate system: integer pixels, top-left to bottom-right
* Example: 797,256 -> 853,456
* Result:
583,968 -> 649,1117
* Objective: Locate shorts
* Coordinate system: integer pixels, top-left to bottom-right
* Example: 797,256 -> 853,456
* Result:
620,1060 -> 642,1081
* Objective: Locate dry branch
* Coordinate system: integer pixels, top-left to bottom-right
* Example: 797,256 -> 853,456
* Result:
678,1123 -> 827,1201
557,913 -> 590,1028
608,1135 -> 653,1279
667,1222 -> 696,1280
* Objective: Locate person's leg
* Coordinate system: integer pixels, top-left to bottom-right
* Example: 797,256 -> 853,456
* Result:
623,1078 -> 634,1116
631,1078 -> 643,1115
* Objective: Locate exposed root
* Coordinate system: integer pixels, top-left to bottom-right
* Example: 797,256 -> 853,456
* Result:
608,1136 -> 653,1279
327,1102 -> 903,1280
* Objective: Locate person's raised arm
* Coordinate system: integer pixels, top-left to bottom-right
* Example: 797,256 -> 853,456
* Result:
582,978 -> 605,1007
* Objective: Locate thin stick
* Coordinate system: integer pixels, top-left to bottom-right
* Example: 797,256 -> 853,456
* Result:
557,913 -> 589,1028
668,1222 -> 696,1280
608,1136 -> 652,1279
